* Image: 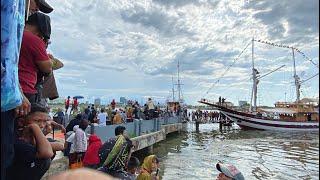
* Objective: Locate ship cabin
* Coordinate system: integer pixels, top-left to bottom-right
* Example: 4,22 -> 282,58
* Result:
258,99 -> 319,122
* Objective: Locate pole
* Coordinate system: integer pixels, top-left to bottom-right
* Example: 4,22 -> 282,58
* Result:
172,76 -> 175,102
292,48 -> 300,102
177,59 -> 181,103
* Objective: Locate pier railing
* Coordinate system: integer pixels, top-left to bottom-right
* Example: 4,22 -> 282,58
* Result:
86,115 -> 181,142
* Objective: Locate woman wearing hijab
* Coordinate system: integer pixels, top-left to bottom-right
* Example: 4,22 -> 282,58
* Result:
137,155 -> 160,180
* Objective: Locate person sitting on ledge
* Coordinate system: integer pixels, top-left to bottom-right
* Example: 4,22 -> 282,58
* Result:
8,105 -> 54,180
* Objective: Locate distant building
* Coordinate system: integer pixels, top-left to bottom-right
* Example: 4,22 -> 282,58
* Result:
239,101 -> 248,107
120,97 -> 127,105
94,98 -> 101,106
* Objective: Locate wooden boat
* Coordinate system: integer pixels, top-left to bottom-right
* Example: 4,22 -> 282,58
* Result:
199,99 -> 319,131
199,38 -> 319,131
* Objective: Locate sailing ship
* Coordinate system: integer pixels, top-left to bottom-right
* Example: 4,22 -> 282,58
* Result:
199,38 -> 319,131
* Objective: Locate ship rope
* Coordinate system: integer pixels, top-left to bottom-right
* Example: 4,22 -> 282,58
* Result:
253,39 -> 319,68
203,41 -> 251,98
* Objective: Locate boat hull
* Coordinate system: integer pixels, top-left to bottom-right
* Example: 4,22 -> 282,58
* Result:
222,111 -> 319,131
199,101 -> 319,131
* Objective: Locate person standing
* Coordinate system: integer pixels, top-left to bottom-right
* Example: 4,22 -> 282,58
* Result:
147,98 -> 155,119
113,110 -> 123,125
18,12 -> 52,105
97,109 -> 108,126
111,99 -> 116,110
72,97 -> 78,114
2,1 -> 28,179
65,96 -> 70,114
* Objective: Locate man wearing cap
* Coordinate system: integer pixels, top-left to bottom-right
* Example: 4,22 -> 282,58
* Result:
18,12 -> 53,104
216,162 -> 245,180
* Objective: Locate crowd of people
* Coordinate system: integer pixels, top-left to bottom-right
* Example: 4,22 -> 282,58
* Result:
71,97 -> 184,127
189,110 -> 221,122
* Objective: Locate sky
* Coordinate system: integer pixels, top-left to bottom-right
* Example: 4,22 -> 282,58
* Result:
47,0 -> 319,106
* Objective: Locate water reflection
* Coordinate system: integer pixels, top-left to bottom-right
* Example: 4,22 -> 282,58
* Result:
153,123 -> 319,180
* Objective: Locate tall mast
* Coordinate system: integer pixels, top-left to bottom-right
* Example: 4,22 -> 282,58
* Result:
250,37 -> 258,112
175,59 -> 183,103
172,76 -> 175,102
292,47 -> 301,102
177,59 -> 182,103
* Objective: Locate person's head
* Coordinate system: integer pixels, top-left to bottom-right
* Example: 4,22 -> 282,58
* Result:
68,96 -> 70,99
148,98 -> 152,101
101,109 -> 105,113
48,168 -> 114,180
25,12 -> 51,45
75,114 -> 83,120
79,119 -> 89,130
141,155 -> 159,173
25,105 -> 50,129
28,0 -> 54,15
216,162 -> 244,180
127,156 -> 140,175
73,125 -> 79,132
115,126 -> 126,136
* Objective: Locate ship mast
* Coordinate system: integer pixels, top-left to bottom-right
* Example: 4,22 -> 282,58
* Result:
292,47 -> 301,102
250,37 -> 259,112
172,76 -> 175,102
176,59 -> 184,103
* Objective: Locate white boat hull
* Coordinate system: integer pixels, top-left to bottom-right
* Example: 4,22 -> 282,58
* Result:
199,100 -> 319,131
222,111 -> 319,131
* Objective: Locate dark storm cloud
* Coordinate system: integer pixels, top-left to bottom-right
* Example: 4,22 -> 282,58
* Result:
245,0 -> 319,42
146,45 -> 239,75
120,5 -> 195,37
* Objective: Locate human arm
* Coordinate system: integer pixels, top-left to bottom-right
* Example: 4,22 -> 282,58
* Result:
48,54 -> 64,70
49,120 -> 66,134
29,124 -> 54,158
15,85 -> 31,117
50,141 -> 64,151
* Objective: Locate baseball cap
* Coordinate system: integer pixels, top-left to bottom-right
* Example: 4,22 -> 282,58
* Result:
216,162 -> 245,180
36,0 -> 54,13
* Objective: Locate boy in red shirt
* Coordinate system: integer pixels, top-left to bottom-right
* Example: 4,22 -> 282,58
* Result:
18,12 -> 52,104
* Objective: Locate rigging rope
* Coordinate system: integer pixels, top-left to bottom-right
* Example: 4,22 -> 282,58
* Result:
203,41 -> 251,98
253,39 -> 319,68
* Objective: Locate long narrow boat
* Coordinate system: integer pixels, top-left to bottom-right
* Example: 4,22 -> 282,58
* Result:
199,100 -> 319,131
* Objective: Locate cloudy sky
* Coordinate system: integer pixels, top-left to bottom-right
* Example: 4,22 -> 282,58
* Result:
47,0 -> 319,106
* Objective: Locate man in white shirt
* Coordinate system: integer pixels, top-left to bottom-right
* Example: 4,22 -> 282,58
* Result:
97,109 -> 108,126
147,98 -> 155,119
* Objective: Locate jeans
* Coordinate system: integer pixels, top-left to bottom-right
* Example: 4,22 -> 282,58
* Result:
1,110 -> 15,180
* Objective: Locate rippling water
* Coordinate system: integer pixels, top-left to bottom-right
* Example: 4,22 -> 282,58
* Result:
153,123 -> 319,180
